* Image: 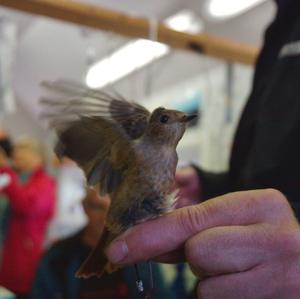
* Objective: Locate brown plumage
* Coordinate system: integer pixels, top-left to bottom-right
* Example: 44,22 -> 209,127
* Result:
41,79 -> 196,278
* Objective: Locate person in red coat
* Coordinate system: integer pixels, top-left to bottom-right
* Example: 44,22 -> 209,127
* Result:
0,137 -> 56,299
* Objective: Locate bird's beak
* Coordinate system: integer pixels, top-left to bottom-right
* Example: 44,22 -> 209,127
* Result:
181,114 -> 197,122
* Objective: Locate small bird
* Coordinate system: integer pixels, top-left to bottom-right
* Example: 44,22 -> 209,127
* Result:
41,80 -> 196,279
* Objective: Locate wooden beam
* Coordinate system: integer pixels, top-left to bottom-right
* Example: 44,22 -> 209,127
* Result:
0,0 -> 259,65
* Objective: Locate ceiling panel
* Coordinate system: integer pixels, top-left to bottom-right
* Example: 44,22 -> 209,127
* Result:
2,0 -> 276,123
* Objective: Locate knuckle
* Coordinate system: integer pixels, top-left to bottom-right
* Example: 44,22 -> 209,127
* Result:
197,280 -> 212,299
184,238 -> 194,261
261,189 -> 288,208
276,227 -> 300,254
177,204 -> 209,236
184,236 -> 205,266
262,223 -> 300,255
256,189 -> 292,218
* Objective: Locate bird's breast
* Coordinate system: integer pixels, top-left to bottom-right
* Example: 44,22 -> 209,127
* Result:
106,143 -> 178,234
136,144 -> 177,189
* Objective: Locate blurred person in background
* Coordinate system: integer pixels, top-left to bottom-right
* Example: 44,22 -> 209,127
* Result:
47,156 -> 87,245
31,188 -> 174,299
0,128 -> 12,259
0,137 -> 56,299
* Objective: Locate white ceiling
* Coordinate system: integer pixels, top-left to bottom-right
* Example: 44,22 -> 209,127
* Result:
0,0 -> 276,121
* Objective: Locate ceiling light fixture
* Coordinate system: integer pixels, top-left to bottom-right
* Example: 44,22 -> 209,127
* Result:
86,39 -> 169,89
208,0 -> 267,19
164,9 -> 203,34
86,10 -> 203,89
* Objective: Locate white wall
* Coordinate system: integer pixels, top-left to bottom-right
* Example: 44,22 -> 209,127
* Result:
140,63 -> 253,172
0,98 -> 54,145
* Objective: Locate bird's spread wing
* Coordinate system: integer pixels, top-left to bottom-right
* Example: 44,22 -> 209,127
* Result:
54,117 -> 132,195
41,80 -> 150,195
41,79 -> 151,139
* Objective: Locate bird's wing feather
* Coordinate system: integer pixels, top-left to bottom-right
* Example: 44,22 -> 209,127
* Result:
55,117 -> 134,195
41,79 -> 151,139
40,80 -> 146,195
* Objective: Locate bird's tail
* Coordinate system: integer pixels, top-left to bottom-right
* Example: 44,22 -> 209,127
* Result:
76,227 -> 116,278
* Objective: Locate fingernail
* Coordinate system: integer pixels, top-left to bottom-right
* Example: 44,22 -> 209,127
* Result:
106,239 -> 128,264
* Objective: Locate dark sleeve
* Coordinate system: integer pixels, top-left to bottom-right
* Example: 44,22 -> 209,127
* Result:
230,19 -> 300,218
30,255 -> 58,299
227,8 -> 300,219
193,165 -> 231,200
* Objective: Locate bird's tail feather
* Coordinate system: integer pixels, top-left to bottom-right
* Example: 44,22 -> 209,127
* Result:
76,227 -> 116,278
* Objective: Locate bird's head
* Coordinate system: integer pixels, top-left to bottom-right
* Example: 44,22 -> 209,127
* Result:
146,107 -> 197,146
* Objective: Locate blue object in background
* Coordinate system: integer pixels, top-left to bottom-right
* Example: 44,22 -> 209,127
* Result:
172,92 -> 202,128
173,92 -> 202,114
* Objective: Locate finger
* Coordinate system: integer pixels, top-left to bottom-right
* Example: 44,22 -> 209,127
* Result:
175,168 -> 195,185
197,260 -> 289,299
198,270 -> 260,299
175,196 -> 198,209
185,225 -> 275,276
106,189 -> 291,265
176,190 -> 190,202
154,248 -> 185,264
175,174 -> 190,185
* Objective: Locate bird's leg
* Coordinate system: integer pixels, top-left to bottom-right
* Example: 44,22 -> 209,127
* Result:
148,260 -> 154,291
135,264 -> 145,296
134,263 -> 154,299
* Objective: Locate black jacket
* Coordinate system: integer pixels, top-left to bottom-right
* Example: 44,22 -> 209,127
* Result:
31,231 -> 174,299
197,0 -> 300,218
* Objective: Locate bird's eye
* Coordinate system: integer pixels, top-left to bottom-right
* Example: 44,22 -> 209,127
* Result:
160,115 -> 169,124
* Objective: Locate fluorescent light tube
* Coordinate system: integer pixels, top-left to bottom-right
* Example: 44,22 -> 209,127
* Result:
208,0 -> 267,19
86,39 -> 169,88
164,9 -> 203,34
86,10 -> 203,88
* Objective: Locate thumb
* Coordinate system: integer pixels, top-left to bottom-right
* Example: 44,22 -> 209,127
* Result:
174,172 -> 191,186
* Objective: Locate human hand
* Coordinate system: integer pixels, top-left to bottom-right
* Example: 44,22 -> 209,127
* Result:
175,166 -> 202,208
0,173 -> 11,190
106,189 -> 300,299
